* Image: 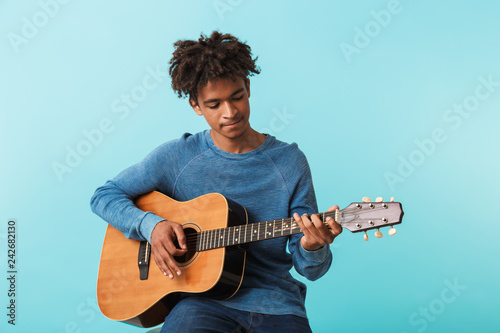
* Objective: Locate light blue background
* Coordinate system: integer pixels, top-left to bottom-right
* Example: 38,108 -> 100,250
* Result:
1,0 -> 499,332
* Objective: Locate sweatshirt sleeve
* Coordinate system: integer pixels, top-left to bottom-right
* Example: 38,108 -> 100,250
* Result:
90,139 -> 180,243
285,148 -> 333,281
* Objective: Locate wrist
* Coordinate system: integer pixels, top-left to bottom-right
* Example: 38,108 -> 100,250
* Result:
300,237 -> 323,251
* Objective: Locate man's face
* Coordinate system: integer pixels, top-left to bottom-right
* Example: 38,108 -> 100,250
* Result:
190,76 -> 252,146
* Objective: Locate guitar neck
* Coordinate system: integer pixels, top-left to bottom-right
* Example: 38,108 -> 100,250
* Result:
196,211 -> 336,251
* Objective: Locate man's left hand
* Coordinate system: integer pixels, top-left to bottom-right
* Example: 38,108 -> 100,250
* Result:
293,206 -> 343,251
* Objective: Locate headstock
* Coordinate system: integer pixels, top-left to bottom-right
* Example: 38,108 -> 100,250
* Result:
338,196 -> 404,241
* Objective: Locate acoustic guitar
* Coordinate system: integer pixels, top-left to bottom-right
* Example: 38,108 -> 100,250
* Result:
96,191 -> 403,327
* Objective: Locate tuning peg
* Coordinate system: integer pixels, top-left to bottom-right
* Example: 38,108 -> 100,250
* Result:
375,229 -> 383,238
390,197 -> 394,202
363,231 -> 369,241
375,197 -> 383,202
388,226 -> 397,236
362,197 -> 371,202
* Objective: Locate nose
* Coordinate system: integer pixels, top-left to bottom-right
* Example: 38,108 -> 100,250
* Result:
222,101 -> 238,118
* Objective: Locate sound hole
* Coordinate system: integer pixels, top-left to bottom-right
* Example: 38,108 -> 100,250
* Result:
173,227 -> 198,266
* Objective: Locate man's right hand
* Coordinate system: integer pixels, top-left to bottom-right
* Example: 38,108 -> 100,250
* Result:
150,220 -> 187,279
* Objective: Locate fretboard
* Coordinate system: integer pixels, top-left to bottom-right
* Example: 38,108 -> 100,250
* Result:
195,211 -> 336,251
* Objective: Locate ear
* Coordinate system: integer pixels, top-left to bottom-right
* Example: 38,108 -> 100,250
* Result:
245,78 -> 250,98
189,99 -> 203,116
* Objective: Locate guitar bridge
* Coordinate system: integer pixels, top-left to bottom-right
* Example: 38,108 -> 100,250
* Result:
138,241 -> 151,280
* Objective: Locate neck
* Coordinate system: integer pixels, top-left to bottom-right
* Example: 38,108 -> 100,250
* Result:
211,128 -> 266,154
196,210 -> 338,251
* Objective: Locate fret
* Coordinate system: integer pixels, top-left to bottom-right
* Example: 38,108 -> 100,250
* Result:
222,227 -> 226,247
210,229 -> 214,250
216,228 -> 219,248
195,210 -> 345,251
210,229 -> 213,249
267,222 -> 272,239
197,212 -> 339,251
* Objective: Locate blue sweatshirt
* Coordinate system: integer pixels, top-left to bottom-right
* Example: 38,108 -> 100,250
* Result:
90,130 -> 332,318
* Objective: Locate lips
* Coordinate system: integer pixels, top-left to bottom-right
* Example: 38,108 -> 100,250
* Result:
223,118 -> 242,127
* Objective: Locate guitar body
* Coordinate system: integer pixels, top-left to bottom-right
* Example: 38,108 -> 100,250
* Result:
96,191 -> 248,328
96,191 -> 404,328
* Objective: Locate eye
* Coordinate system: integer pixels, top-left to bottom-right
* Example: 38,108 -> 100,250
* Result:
233,95 -> 243,101
208,103 -> 219,109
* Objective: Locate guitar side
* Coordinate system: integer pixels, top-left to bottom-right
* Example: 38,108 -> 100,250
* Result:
96,191 -> 248,328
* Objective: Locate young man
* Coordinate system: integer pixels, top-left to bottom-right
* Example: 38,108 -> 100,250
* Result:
91,31 -> 342,332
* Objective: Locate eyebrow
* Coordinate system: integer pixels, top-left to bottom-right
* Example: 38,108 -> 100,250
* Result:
203,88 -> 245,105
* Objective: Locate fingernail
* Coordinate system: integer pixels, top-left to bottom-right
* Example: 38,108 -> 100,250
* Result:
169,273 -> 173,279
163,271 -> 167,276
177,271 -> 181,276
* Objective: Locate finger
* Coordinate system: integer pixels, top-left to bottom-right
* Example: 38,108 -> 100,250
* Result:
151,243 -> 176,279
294,212 -> 314,238
152,237 -> 182,278
164,239 -> 187,258
324,205 -> 342,236
310,214 -> 334,243
326,205 -> 339,212
325,216 -> 343,237
162,250 -> 183,277
172,223 -> 187,250
157,235 -> 184,277
295,212 -> 325,245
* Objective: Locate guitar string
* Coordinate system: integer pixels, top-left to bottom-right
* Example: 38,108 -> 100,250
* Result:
178,206 -> 395,246
178,207 -> 396,250
181,206 -> 392,248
